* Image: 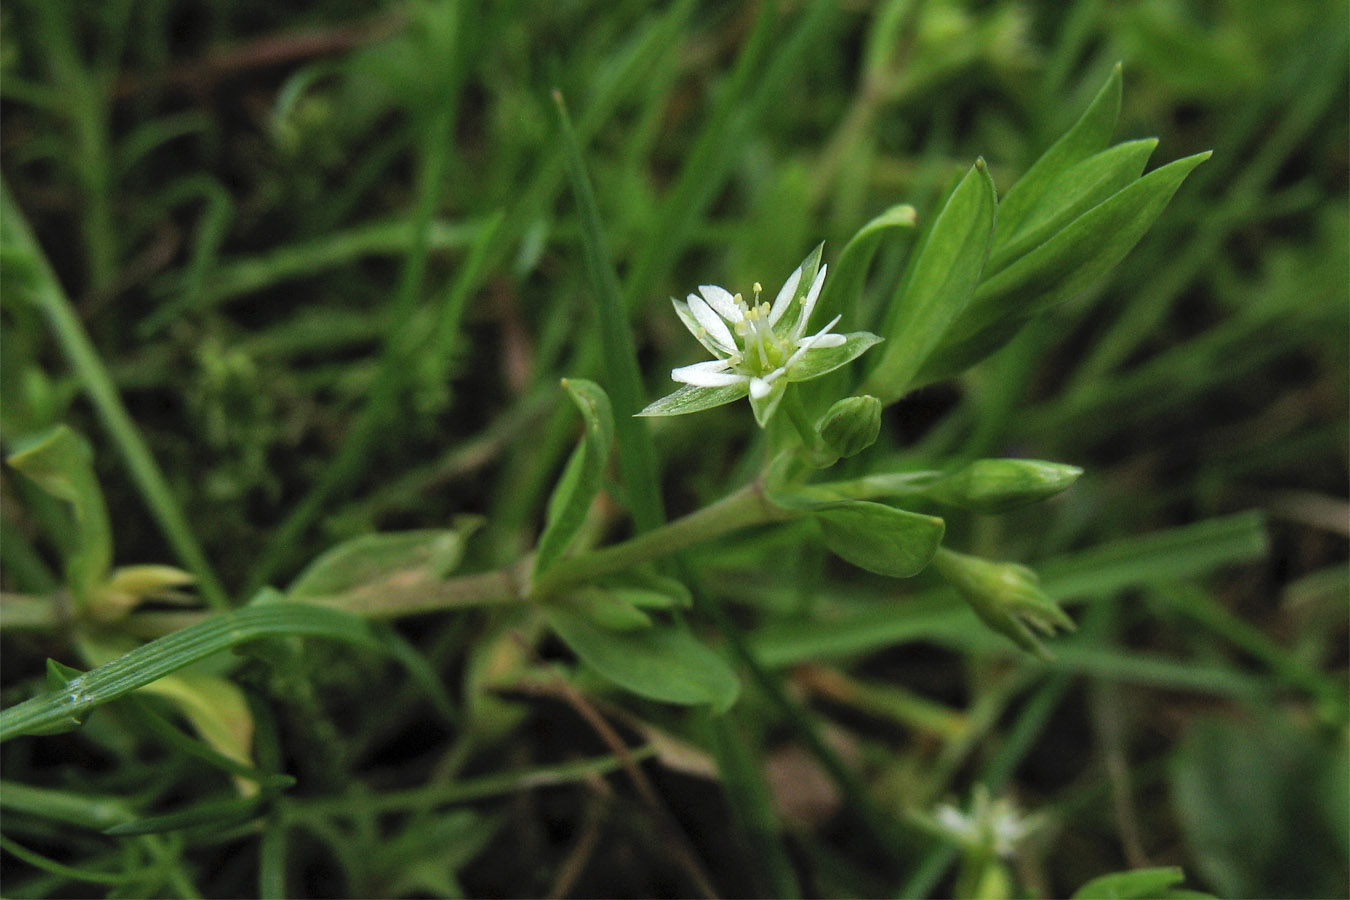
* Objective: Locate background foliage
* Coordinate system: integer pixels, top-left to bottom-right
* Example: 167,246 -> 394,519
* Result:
1,0 -> 1346,897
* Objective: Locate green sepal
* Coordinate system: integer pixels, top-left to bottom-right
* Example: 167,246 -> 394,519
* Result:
637,382 -> 749,417
933,548 -> 1075,660
771,242 -> 825,340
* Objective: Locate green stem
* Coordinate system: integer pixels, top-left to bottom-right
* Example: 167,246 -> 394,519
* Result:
533,480 -> 792,598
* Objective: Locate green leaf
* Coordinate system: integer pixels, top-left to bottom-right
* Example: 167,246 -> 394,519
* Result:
545,607 -> 740,712
289,528 -> 471,598
817,204 -> 917,326
637,382 -> 749,417
863,160 -> 998,404
6,425 -> 112,606
987,138 -> 1158,275
920,151 -> 1211,383
0,602 -> 385,742
534,379 -> 615,576
812,501 -> 945,578
995,63 -> 1122,241
1071,867 -> 1201,900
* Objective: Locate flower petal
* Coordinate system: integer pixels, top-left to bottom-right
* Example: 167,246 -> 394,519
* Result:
697,285 -> 742,322
672,359 -> 747,388
811,333 -> 847,349
687,294 -> 738,353
766,263 -> 803,326
749,376 -> 774,399
672,298 -> 734,357
793,264 -> 829,340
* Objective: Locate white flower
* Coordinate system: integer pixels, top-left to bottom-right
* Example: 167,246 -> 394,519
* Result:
638,246 -> 881,426
932,786 -> 1036,859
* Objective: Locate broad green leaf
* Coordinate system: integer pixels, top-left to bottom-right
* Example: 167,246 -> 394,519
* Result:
6,425 -> 111,605
926,459 -> 1083,513
812,501 -> 945,578
987,138 -> 1158,275
637,382 -> 749,417
995,64 -> 1122,240
816,204 -> 916,326
863,161 -> 997,404
546,607 -> 740,712
534,379 -> 615,576
1071,867 -> 1199,900
289,528 -> 471,598
919,151 -> 1211,383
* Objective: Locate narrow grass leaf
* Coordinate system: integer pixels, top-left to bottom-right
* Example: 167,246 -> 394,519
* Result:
552,92 -> 665,534
0,602 -> 384,742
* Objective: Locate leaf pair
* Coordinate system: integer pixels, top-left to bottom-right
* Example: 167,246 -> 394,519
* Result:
860,65 -> 1211,402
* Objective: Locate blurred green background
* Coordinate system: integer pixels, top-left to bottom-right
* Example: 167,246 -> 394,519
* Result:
1,1 -> 1346,897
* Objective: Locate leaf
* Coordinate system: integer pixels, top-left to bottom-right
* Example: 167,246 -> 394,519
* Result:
813,501 -> 945,578
0,602 -> 385,742
637,382 -> 750,417
534,379 -> 615,576
862,160 -> 998,404
562,588 -> 653,632
288,528 -> 471,598
995,63 -> 1122,241
817,204 -> 917,327
919,151 -> 1211,383
1071,867 -> 1200,900
987,138 -> 1158,275
6,425 -> 111,605
545,607 -> 740,712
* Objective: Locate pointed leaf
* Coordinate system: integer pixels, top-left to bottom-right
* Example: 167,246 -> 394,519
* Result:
863,161 -> 998,404
816,204 -> 917,326
637,382 -> 749,417
289,528 -> 471,598
995,64 -> 1122,240
534,379 -> 615,576
987,138 -> 1158,274
813,501 -> 945,577
920,151 -> 1211,383
546,607 -> 740,712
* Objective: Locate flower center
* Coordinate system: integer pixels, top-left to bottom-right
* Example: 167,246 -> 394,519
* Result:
731,282 -> 792,375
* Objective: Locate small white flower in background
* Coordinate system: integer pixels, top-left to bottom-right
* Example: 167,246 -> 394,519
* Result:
638,244 -> 881,427
932,785 -> 1036,859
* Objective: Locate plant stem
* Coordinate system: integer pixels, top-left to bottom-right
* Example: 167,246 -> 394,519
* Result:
532,479 -> 793,599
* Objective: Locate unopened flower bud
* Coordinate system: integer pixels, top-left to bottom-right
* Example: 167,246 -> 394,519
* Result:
933,548 -> 1075,659
817,395 -> 882,459
927,459 -> 1082,514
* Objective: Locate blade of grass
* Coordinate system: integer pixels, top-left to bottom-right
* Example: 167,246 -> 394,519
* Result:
0,601 -> 383,742
552,90 -> 665,534
1,179 -> 229,609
